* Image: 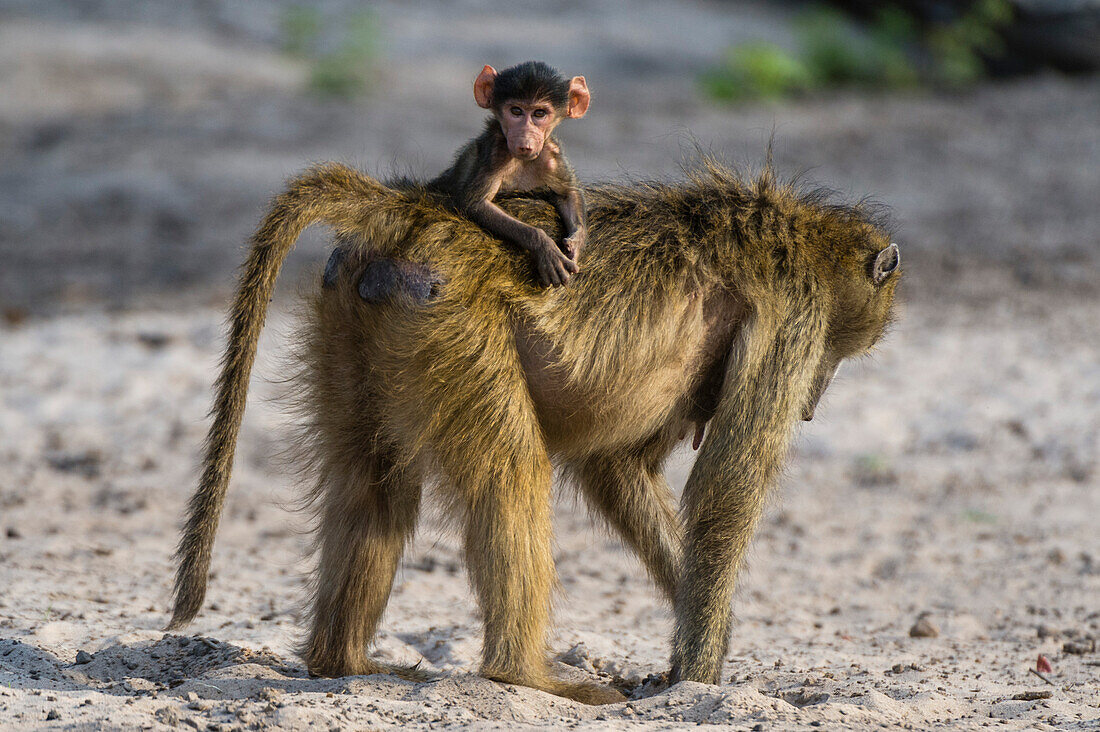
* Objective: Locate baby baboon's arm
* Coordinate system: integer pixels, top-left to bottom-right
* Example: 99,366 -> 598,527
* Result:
466,190 -> 578,287
554,187 -> 587,261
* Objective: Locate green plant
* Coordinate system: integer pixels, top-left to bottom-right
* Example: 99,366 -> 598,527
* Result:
700,42 -> 816,101
280,6 -> 323,58
702,1 -> 1011,104
795,5 -> 918,88
928,0 -> 1013,86
279,7 -> 379,98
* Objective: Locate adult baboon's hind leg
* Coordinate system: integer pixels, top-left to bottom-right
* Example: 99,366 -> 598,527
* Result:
303,444 -> 422,678
424,322 -> 624,704
455,432 -> 625,705
572,436 -> 682,604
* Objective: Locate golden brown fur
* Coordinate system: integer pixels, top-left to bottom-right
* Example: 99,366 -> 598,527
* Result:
169,159 -> 900,702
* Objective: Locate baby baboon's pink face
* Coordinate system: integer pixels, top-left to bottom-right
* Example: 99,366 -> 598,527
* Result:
496,99 -> 561,160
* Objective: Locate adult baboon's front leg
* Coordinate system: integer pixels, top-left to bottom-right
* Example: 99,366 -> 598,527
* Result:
573,438 -> 681,603
671,305 -> 827,685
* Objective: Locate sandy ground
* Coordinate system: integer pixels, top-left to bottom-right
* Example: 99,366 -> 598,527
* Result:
1,2 -> 1099,729
2,288 -> 1098,730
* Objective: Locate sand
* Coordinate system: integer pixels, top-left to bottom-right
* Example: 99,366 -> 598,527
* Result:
1,289 -> 1097,730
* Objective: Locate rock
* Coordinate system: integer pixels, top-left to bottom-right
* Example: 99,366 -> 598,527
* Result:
74,650 -> 93,664
1062,638 -> 1095,654
600,659 -> 645,687
155,706 -> 180,725
557,643 -> 596,673
1012,690 -> 1052,701
44,449 -> 102,479
257,687 -> 281,702
782,688 -> 830,707
631,672 -> 670,700
909,617 -> 939,638
46,709 -> 60,720
136,331 -> 171,349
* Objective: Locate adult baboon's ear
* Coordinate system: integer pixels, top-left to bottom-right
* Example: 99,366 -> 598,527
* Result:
872,243 -> 900,285
474,65 -> 498,109
567,76 -> 590,118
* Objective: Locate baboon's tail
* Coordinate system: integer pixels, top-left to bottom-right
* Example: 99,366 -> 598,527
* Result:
168,164 -> 397,630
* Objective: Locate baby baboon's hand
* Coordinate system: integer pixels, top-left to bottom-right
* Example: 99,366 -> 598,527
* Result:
563,227 -> 586,262
529,229 -> 578,287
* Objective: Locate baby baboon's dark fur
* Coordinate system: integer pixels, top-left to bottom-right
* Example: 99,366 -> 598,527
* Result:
169,159 -> 900,702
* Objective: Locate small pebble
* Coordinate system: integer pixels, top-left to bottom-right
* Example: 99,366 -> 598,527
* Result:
46,709 -> 60,720
74,650 -> 93,665
154,707 -> 180,725
557,643 -> 596,673
909,617 -> 939,638
1012,690 -> 1052,701
1063,638 -> 1095,655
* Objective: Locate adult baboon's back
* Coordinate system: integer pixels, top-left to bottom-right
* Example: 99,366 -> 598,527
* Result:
170,160 -> 900,702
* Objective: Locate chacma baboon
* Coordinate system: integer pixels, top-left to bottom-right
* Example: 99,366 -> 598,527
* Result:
169,159 -> 900,703
324,61 -> 589,291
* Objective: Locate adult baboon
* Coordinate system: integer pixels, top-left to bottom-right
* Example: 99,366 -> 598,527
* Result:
169,160 -> 900,702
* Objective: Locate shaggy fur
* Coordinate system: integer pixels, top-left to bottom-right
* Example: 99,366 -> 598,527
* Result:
169,159 -> 900,702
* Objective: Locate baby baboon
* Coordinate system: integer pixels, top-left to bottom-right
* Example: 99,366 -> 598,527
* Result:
437,61 -> 590,286
325,61 -> 590,290
169,159 -> 900,702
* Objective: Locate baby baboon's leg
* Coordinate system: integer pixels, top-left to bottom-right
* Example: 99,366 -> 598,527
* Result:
572,440 -> 681,603
304,446 -> 421,677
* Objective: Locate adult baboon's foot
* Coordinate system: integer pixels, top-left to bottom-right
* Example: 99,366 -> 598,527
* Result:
306,654 -> 388,678
485,670 -> 626,705
552,680 -> 628,705
307,655 -> 435,683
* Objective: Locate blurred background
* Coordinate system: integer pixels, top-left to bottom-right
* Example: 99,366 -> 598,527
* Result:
1,0 -> 1097,313
1,3 -> 1099,728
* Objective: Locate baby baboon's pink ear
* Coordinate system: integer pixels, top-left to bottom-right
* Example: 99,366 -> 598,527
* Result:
872,243 -> 900,284
567,76 -> 590,118
474,65 -> 498,109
